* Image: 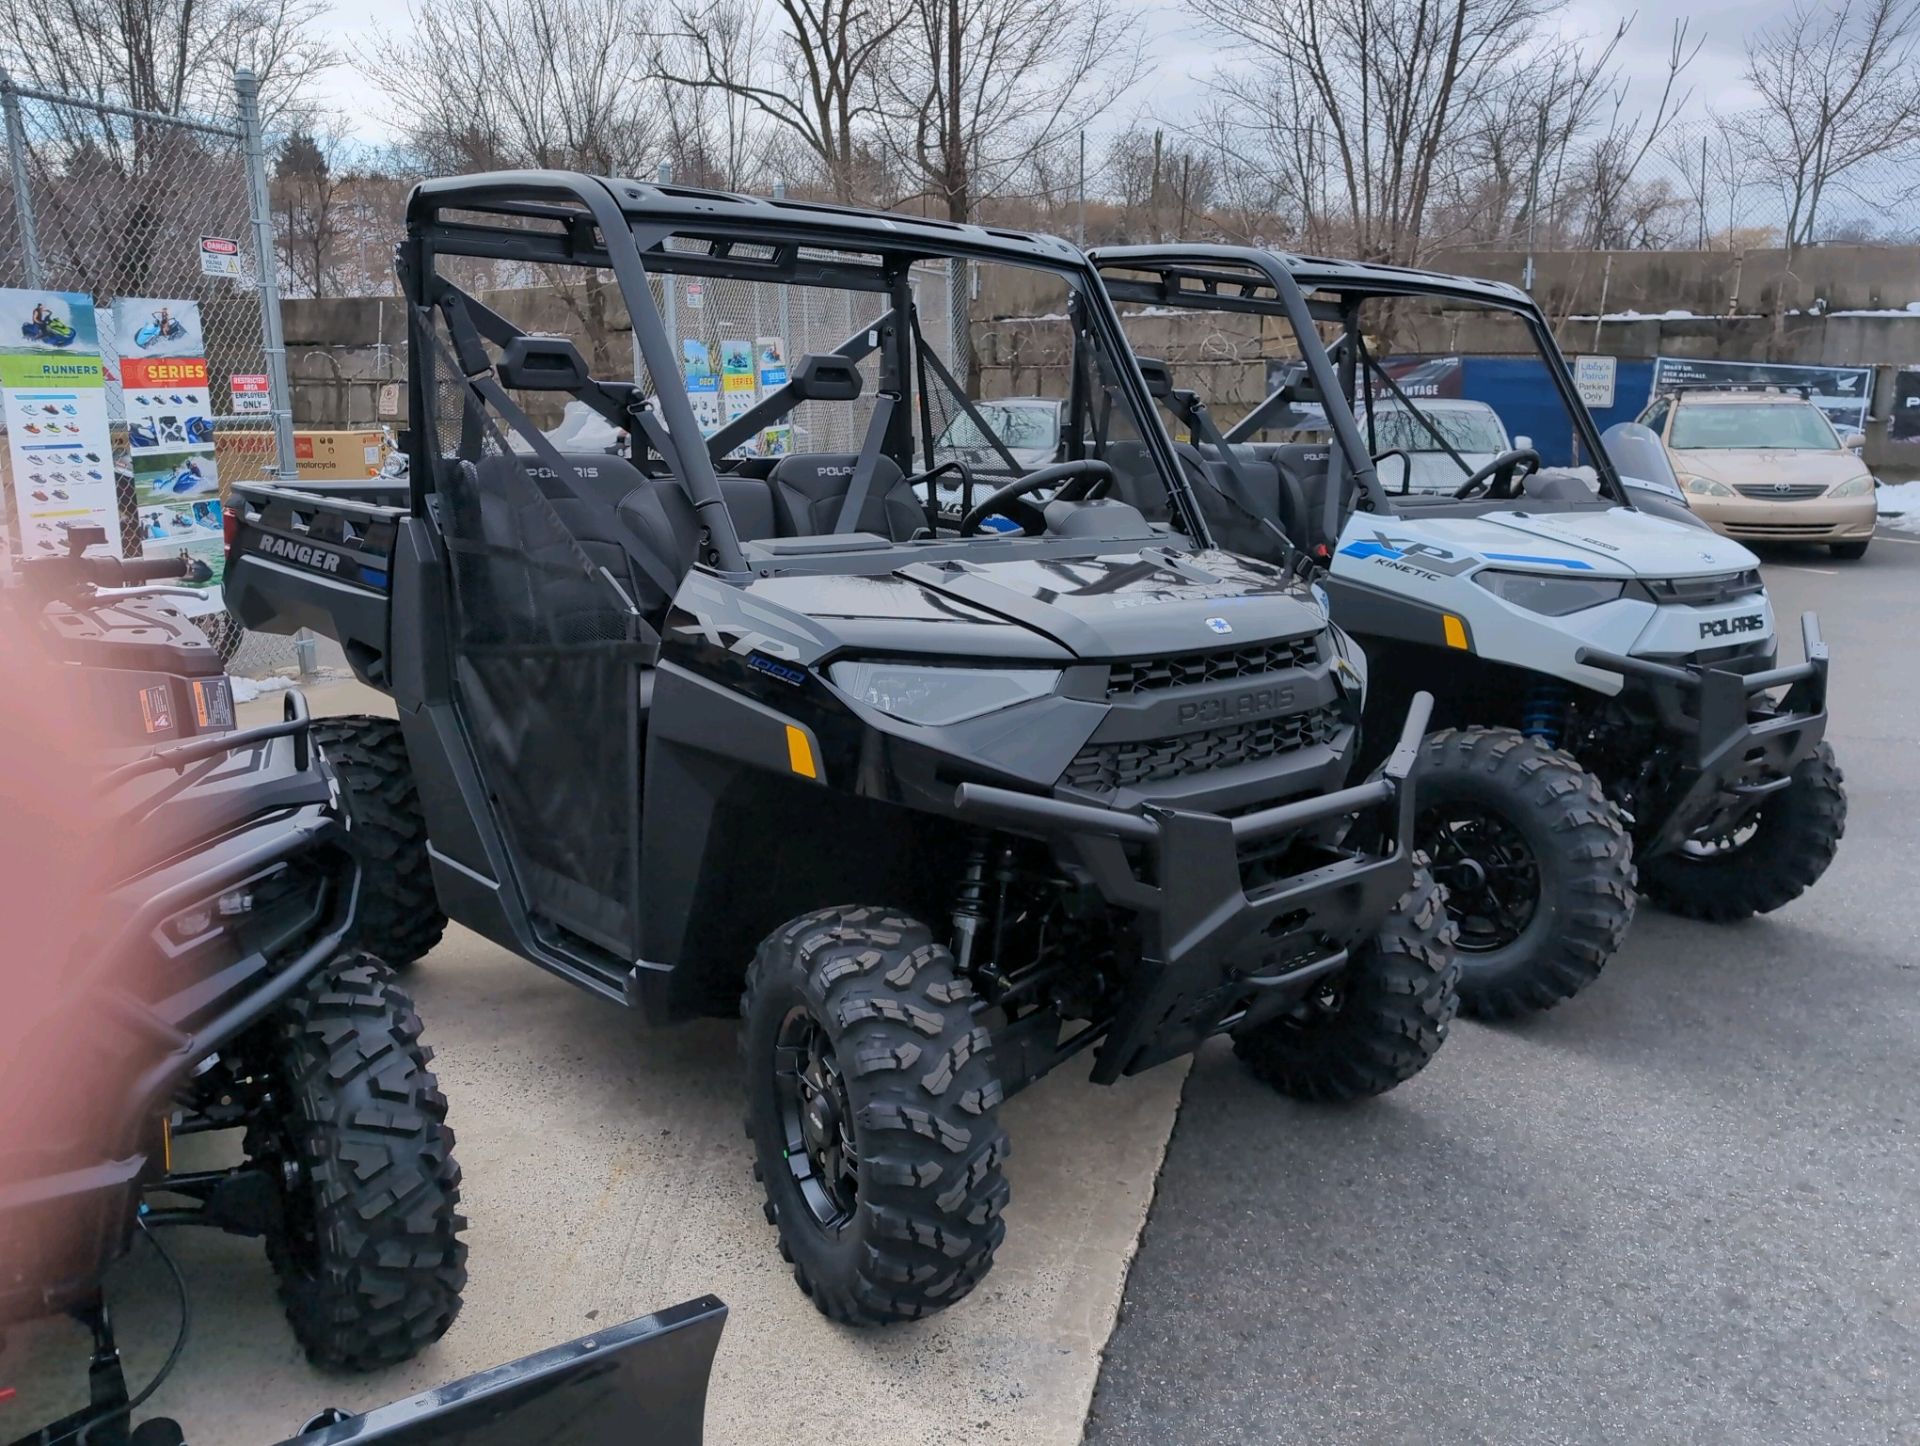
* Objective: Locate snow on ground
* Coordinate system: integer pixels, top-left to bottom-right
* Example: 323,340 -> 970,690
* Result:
229,674 -> 296,703
1878,479 -> 1920,536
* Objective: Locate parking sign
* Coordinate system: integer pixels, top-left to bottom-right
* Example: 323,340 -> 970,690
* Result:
1574,355 -> 1616,410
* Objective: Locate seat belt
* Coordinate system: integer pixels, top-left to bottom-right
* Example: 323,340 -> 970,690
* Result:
831,393 -> 899,535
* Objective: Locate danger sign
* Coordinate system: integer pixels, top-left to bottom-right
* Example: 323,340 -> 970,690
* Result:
199,235 -> 242,278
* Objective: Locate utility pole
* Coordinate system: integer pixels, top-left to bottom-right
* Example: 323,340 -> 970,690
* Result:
1077,130 -> 1086,246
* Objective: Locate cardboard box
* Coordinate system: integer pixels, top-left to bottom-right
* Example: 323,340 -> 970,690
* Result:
292,430 -> 386,480
213,429 -> 388,485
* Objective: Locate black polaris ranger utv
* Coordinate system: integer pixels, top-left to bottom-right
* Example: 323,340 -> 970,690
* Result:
1090,244 -> 1839,1017
222,171 -> 1459,1327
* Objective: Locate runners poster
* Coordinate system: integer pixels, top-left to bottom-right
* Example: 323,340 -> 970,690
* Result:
0,288 -> 122,560
115,298 -> 225,592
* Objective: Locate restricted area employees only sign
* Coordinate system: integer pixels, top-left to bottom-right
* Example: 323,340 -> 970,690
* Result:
230,374 -> 270,414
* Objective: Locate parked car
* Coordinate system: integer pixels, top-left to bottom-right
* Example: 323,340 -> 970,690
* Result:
1637,388 -> 1877,558
1357,398 -> 1516,494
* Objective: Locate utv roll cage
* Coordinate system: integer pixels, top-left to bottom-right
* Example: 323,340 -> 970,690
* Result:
400,171 -> 1211,558
1091,244 -> 1635,540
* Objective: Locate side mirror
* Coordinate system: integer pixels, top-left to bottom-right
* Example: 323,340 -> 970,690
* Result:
1134,357 -> 1175,400
788,353 -> 863,403
1842,431 -> 1865,451
1513,433 -> 1533,451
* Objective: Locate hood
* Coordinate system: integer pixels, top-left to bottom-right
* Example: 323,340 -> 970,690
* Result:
1380,506 -> 1760,578
740,548 -> 1326,662
1674,449 -> 1866,488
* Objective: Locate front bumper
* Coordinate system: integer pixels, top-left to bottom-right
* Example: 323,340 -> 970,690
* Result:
1576,611 -> 1830,857
953,694 -> 1431,1082
1691,493 -> 1877,543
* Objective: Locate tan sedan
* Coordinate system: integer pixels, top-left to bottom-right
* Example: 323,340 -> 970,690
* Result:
1638,390 -> 1878,559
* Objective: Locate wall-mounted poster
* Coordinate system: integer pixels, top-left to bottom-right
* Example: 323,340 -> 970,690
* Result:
116,298 -> 225,601
720,338 -> 756,457
757,336 -> 792,457
1649,356 -> 1874,435
0,287 -> 122,560
1891,367 -> 1920,444
682,338 -> 721,434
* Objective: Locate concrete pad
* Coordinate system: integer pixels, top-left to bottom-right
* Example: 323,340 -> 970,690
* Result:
10,680 -> 1184,1444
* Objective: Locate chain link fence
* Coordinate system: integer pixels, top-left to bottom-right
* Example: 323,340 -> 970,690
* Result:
0,67 -> 298,675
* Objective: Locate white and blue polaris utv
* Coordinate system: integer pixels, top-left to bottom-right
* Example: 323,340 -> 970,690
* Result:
1093,245 -> 1843,1018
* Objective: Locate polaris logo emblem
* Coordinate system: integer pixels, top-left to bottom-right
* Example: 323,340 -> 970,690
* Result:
1205,617 -> 1233,634
1179,686 -> 1294,725
255,534 -> 342,573
1700,613 -> 1764,638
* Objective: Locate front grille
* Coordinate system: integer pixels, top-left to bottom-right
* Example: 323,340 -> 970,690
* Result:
1639,569 -> 1764,607
1726,521 -> 1837,535
1062,704 -> 1342,792
1104,636 -> 1320,697
1732,483 -> 1827,501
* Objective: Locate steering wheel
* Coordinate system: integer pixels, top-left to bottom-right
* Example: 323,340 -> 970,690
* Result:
959,460 -> 1116,537
1452,447 -> 1543,500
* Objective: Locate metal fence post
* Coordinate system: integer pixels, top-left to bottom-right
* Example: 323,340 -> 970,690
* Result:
1,69 -> 44,286
233,66 -> 296,476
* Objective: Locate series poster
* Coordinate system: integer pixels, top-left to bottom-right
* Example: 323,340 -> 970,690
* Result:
757,336 -> 792,457
0,288 -> 121,560
118,298 -> 225,595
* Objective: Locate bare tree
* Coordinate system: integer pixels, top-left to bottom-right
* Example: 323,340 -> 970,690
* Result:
272,122 -> 353,298
363,0 -> 661,176
0,0 -> 334,135
361,0 -> 671,369
874,0 -> 1142,224
656,0 -> 905,201
1743,0 -> 1920,248
1184,0 -> 1552,265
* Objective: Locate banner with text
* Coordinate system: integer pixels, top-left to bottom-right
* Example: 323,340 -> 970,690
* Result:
1649,356 -> 1874,435
116,298 -> 224,599
0,287 -> 121,559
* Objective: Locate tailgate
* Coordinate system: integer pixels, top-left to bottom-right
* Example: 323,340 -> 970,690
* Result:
224,481 -> 402,677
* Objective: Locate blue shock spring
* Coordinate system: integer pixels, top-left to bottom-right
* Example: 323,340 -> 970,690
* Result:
1520,682 -> 1570,747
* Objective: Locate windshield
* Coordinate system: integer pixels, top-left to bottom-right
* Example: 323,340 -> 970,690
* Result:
1669,402 -> 1838,451
937,402 -> 1060,455
1366,406 -> 1507,455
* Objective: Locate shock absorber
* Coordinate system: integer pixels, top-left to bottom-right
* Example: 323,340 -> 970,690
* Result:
950,840 -> 990,974
1520,681 -> 1570,748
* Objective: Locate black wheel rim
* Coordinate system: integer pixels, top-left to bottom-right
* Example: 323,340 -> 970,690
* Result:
774,1008 -> 859,1231
1418,803 -> 1541,952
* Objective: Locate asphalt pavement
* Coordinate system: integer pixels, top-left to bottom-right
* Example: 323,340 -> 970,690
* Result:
1087,533 -> 1920,1445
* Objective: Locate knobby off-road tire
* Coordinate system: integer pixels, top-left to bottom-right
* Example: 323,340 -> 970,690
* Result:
312,715 -> 446,967
1414,727 -> 1636,1019
1234,861 -> 1460,1102
742,906 -> 1010,1326
252,954 -> 467,1370
1642,742 -> 1846,923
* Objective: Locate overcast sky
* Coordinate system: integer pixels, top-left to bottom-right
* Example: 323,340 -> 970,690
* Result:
318,0 -> 1786,147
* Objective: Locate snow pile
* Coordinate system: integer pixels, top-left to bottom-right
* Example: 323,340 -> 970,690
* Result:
1877,479 -> 1920,536
1572,308 -> 1702,321
1828,302 -> 1920,318
230,674 -> 296,704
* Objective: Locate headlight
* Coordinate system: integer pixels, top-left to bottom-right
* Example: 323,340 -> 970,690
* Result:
1678,474 -> 1733,497
1474,569 -> 1627,616
1829,474 -> 1874,498
829,661 -> 1060,725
